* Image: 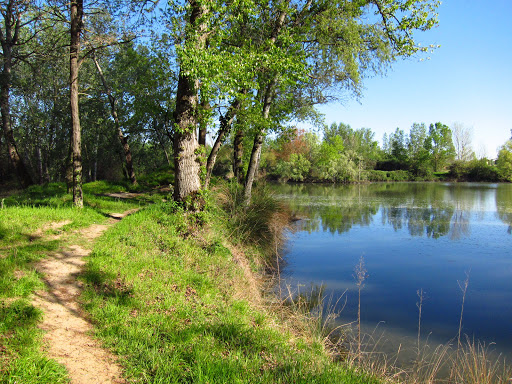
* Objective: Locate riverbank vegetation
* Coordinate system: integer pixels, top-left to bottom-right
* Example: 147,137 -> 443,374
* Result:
0,182 -> 384,383
255,122 -> 512,183
2,182 -> 511,383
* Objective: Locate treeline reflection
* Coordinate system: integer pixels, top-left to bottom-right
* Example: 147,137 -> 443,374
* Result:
273,183 -> 512,239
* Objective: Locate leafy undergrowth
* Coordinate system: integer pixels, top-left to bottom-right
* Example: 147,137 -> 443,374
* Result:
80,201 -> 380,383
0,182 -> 154,383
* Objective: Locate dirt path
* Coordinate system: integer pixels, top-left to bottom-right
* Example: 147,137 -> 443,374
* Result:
32,210 -> 138,384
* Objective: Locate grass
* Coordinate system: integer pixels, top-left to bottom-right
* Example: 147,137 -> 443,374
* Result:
0,181 -> 160,383
79,193 -> 380,383
5,179 -> 507,383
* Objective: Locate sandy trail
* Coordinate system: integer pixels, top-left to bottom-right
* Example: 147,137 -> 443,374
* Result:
32,210 -> 137,384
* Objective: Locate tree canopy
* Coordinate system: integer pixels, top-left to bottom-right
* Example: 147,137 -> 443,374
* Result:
5,0 -> 489,207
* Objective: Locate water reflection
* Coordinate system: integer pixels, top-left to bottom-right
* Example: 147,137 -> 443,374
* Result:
496,184 -> 512,234
274,182 -> 512,240
274,182 -> 512,360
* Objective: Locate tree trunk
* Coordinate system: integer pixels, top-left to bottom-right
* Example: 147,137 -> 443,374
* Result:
173,72 -> 202,202
65,140 -> 73,193
92,50 -> 137,184
243,131 -> 264,203
233,128 -> 244,184
204,99 -> 239,189
244,80 -> 275,203
93,132 -> 99,182
152,119 -> 171,166
36,145 -> 43,184
173,2 -> 208,204
0,2 -> 33,188
242,9 -> 285,203
70,0 -> 83,207
0,130 -> 4,183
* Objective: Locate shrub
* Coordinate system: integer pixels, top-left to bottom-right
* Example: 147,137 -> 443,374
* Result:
364,170 -> 388,182
215,182 -> 289,258
275,153 -> 311,182
388,170 -> 413,181
449,159 -> 499,182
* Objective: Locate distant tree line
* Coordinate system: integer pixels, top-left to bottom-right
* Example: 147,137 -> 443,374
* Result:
236,122 -> 512,183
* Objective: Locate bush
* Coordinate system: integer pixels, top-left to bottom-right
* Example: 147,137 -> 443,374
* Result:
497,140 -> 512,181
364,170 -> 388,182
387,170 -> 413,181
448,160 -> 470,180
215,182 -> 289,257
449,159 -> 499,182
467,159 -> 499,181
275,153 -> 311,182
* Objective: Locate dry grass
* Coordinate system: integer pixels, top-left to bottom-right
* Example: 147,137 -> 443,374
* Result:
269,266 -> 511,384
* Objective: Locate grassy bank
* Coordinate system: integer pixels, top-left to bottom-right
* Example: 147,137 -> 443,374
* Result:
79,193 -> 380,383
2,180 -> 511,383
0,182 -> 379,383
0,184 -> 151,383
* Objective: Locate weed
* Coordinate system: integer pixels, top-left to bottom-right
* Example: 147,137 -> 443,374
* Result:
354,255 -> 368,362
215,181 -> 290,265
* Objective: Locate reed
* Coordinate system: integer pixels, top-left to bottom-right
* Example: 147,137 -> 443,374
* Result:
354,255 -> 368,362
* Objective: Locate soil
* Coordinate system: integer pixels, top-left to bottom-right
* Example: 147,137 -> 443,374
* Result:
32,209 -> 138,384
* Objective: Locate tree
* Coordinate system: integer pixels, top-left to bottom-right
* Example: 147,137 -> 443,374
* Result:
407,122 -> 432,176
91,49 -> 137,185
425,122 -> 455,172
0,0 -> 39,188
497,140 -> 512,181
171,2 -> 208,204
324,122 -> 380,171
165,1 -> 258,204
204,97 -> 241,188
390,127 -> 408,165
242,0 -> 440,202
69,0 -> 84,207
452,122 -> 474,162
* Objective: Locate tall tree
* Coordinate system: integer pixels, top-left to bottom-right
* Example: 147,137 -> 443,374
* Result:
172,1 -> 207,204
425,122 -> 455,172
204,97 -> 241,189
452,122 -> 474,162
91,49 -> 137,184
242,0 -> 440,202
69,0 -> 83,207
0,0 -> 37,188
167,0 -> 258,204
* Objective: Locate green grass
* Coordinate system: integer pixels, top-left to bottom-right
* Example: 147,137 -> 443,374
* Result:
80,201 -> 380,383
0,181 -> 158,383
1,181 -> 380,383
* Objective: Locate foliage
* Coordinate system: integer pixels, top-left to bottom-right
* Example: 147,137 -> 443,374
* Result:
364,170 -> 414,182
448,159 -> 499,182
425,122 -> 456,172
497,140 -> 512,181
275,153 -> 312,182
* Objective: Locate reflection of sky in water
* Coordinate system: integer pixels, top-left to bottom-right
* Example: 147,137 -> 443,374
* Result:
276,182 -> 512,359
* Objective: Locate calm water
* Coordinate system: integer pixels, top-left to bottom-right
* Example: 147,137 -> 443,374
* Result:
273,182 -> 512,359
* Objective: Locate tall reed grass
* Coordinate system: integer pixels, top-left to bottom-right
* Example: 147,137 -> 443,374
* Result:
274,257 -> 511,384
215,181 -> 290,265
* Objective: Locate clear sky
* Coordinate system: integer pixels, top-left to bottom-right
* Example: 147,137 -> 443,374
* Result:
315,0 -> 512,159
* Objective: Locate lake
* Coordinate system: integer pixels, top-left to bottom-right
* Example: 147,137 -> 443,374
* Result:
272,182 -> 512,362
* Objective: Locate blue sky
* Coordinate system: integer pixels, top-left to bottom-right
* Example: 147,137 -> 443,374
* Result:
315,0 -> 512,159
